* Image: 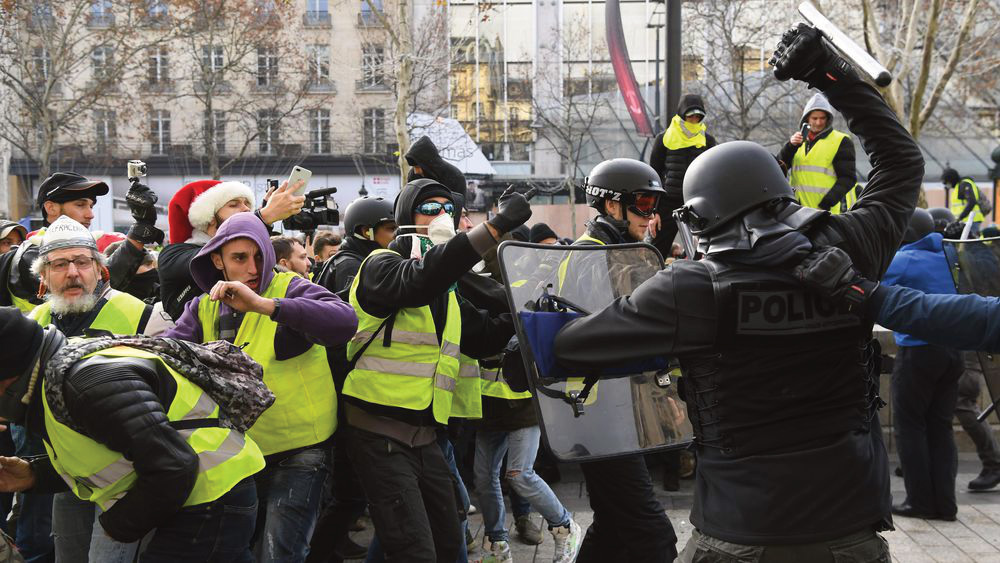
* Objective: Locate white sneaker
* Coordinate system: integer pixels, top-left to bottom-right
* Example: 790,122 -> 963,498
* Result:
550,519 -> 582,563
480,538 -> 513,563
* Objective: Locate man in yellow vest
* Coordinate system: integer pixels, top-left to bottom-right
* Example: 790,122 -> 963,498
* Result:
342,179 -> 532,562
166,212 -> 358,563
778,93 -> 858,214
0,308 -> 265,561
943,167 -> 988,237
20,216 -> 174,562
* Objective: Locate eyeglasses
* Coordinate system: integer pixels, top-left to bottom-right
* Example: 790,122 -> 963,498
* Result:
414,201 -> 455,217
628,193 -> 660,217
47,256 -> 95,273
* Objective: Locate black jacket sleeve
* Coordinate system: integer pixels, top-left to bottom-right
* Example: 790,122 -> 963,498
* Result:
107,241 -> 147,292
457,295 -> 514,360
63,357 -> 196,543
817,136 -> 858,210
554,261 -> 718,369
649,133 -> 667,181
158,244 -> 201,321
357,232 -> 487,318
812,81 -> 924,280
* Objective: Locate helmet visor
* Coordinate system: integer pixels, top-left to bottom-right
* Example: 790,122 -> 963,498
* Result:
629,193 -> 660,218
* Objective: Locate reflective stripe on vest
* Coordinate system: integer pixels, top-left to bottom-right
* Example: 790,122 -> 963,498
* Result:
790,130 -> 849,210
480,365 -> 532,400
344,248 -> 463,425
30,290 -> 147,334
41,346 -> 264,510
450,354 -> 483,419
557,234 -> 605,292
950,179 -> 985,223
197,271 -> 337,456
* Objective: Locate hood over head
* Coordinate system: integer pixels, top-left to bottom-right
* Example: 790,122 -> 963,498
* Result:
393,178 -> 456,233
676,94 -> 706,118
190,212 -> 275,295
800,92 -> 835,125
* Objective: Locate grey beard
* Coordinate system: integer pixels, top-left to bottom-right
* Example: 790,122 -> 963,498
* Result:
46,291 -> 99,315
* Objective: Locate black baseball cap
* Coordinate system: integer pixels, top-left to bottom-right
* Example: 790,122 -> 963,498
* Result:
36,172 -> 109,208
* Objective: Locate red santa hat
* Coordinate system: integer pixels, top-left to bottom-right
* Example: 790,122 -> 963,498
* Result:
168,180 -> 255,244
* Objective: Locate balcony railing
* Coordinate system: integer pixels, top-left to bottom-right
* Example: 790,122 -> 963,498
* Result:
357,11 -> 383,27
304,11 -> 331,27
87,13 -> 115,28
355,79 -> 389,92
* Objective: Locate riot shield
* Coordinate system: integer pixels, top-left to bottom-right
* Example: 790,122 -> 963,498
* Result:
944,236 -> 1000,420
498,241 -> 693,462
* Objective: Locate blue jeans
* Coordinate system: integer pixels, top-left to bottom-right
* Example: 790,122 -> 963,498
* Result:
11,425 -> 53,563
252,445 -> 332,563
475,426 -> 570,543
140,477 -> 258,562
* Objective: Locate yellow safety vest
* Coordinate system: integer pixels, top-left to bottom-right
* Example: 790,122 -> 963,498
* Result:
450,354 -> 483,419
197,271 -> 336,456
480,364 -> 532,400
557,234 -> 605,292
30,290 -> 147,334
344,249 -> 462,425
950,179 -> 985,223
41,346 -> 264,511
662,115 -> 707,150
790,130 -> 852,213
12,294 -> 35,315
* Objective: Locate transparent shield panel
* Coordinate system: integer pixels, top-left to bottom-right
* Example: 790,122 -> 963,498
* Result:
945,237 -> 1000,411
499,241 -> 693,462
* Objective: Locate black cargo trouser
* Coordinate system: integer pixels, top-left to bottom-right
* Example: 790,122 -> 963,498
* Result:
892,345 -> 963,517
578,455 -> 677,563
678,529 -> 889,563
344,425 -> 461,563
954,353 -> 1000,469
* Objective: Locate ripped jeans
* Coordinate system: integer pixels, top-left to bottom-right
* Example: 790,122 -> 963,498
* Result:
474,426 -> 570,543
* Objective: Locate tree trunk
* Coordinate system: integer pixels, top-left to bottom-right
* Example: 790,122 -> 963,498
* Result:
394,0 -> 413,180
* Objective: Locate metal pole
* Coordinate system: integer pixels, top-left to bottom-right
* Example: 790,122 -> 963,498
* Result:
665,0 -> 681,120
654,28 -> 661,130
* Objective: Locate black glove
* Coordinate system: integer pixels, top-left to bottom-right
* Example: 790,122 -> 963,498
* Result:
793,246 -> 877,313
488,186 -> 536,235
770,23 -> 857,90
943,221 -> 965,239
128,223 -> 164,245
126,182 -> 158,224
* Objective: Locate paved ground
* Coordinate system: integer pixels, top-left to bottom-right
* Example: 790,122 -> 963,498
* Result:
346,453 -> 1000,562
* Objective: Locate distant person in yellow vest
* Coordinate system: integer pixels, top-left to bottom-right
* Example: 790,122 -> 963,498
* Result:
778,93 -> 858,214
942,167 -> 988,237
342,179 -> 531,562
648,94 -> 718,256
24,215 -> 173,561
0,307 -> 266,562
165,212 -> 357,563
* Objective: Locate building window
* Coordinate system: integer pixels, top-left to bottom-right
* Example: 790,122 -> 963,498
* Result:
92,45 -> 113,81
257,110 -> 279,154
306,45 -> 330,84
360,0 -> 383,25
150,110 -> 170,155
361,45 -> 384,87
306,0 -> 328,19
362,108 -> 385,154
201,45 -> 224,74
95,110 -> 116,152
89,0 -> 114,27
257,46 -> 278,86
203,111 -> 226,154
310,109 -> 331,154
147,0 -> 168,18
33,47 -> 51,81
147,47 -> 169,85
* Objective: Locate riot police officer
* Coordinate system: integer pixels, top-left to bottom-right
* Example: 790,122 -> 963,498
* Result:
553,24 -> 923,560
562,158 -> 678,562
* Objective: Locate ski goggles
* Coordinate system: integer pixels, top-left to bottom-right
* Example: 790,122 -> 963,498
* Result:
414,201 -> 456,217
627,192 -> 660,218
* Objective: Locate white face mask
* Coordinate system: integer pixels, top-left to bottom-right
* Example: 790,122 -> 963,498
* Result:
427,213 -> 456,245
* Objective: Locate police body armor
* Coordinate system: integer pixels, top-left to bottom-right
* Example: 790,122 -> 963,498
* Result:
674,257 -> 890,542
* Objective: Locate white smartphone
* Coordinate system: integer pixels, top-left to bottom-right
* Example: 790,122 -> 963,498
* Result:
287,166 -> 312,196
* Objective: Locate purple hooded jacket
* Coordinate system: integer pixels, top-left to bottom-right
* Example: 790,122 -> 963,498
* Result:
165,212 -> 357,354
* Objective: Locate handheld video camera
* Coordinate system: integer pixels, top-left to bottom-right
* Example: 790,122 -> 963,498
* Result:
127,160 -> 147,182
282,187 -> 340,234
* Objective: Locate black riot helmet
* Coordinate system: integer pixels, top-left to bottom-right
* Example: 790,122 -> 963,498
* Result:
928,207 -> 956,233
903,208 -> 935,244
584,158 -> 666,218
678,141 -> 795,236
344,196 -> 395,237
